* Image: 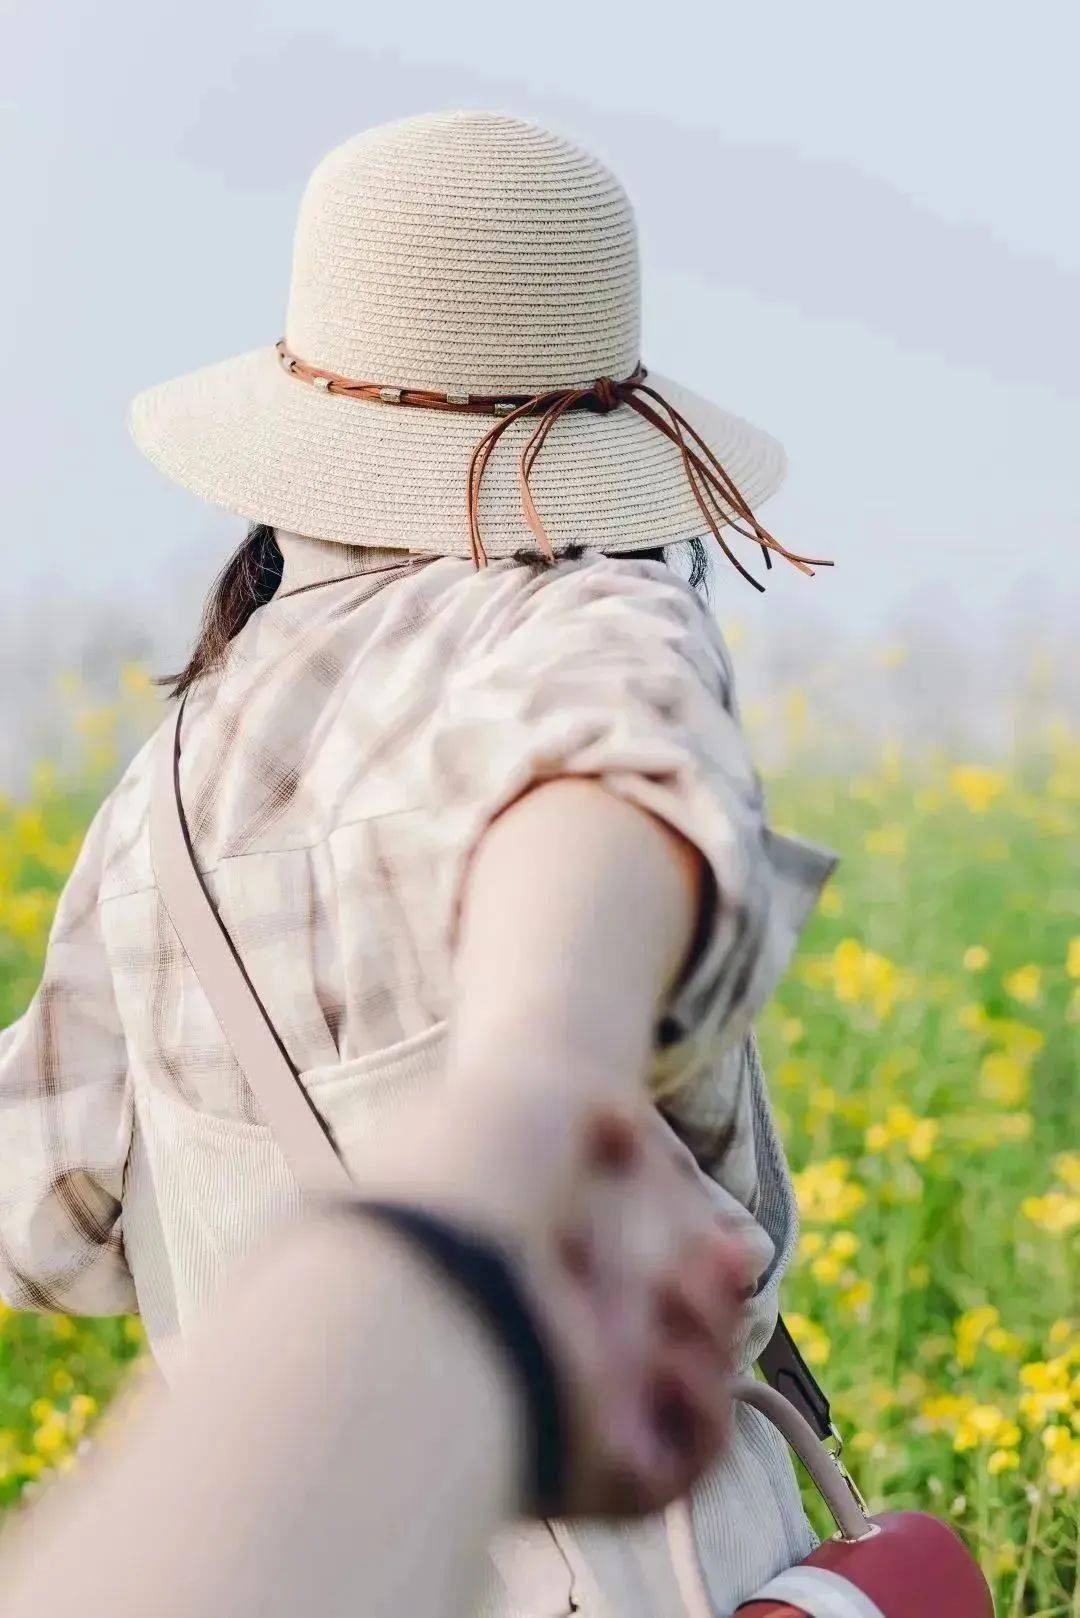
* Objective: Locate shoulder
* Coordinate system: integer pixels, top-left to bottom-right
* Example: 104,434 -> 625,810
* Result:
446,551 -> 725,648
436,553 -> 735,705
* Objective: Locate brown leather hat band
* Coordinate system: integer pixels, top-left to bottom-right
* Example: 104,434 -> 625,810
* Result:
275,339 -> 833,583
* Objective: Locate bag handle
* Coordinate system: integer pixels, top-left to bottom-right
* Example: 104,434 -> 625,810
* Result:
148,703 -> 845,1458
663,1375 -> 876,1618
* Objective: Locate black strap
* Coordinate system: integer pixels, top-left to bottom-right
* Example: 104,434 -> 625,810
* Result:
337,1198 -> 567,1513
757,1313 -> 832,1442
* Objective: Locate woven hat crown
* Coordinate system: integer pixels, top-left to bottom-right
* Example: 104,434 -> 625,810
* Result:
285,110 -> 640,396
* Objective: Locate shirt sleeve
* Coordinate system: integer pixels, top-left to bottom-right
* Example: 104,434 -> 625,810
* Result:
0,798 -> 137,1314
426,555 -> 838,1101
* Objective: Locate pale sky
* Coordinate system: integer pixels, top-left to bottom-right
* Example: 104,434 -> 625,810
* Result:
3,0 -> 1079,659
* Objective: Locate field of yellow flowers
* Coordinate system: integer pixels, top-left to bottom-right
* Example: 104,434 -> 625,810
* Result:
0,668 -> 1077,1612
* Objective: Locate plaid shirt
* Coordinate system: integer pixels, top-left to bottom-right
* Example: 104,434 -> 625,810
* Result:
0,541 -> 835,1318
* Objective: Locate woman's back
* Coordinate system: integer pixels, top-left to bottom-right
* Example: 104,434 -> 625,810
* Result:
0,535 -> 833,1614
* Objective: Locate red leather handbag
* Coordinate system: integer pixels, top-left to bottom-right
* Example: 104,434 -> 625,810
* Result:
667,1318 -> 995,1618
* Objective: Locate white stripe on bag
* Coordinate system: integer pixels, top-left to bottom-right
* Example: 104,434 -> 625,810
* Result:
746,1565 -> 888,1618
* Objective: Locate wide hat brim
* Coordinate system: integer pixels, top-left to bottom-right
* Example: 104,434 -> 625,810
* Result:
128,344 -> 787,559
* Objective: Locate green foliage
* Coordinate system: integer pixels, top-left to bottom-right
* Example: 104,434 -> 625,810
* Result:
0,679 -> 1076,1610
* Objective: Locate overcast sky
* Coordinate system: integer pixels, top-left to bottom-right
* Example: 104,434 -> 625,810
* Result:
4,0 -> 1079,658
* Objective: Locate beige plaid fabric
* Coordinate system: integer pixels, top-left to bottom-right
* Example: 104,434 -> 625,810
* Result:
0,544 -> 835,1322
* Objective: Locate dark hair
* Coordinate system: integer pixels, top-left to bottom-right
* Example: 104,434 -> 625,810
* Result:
158,524 -> 284,699
159,525 -> 709,700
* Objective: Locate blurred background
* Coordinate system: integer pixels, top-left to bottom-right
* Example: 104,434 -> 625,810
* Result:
1,2 -> 1077,1608
3,0 -> 1079,779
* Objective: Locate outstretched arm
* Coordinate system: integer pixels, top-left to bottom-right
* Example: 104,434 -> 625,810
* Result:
444,776 -> 708,1220
0,1093 -> 743,1618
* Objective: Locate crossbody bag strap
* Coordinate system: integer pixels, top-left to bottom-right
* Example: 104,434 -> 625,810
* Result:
148,699 -> 353,1198
147,698 -> 832,1432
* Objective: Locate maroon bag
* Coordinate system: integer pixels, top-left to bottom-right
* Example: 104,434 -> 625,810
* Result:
667,1322 -> 994,1618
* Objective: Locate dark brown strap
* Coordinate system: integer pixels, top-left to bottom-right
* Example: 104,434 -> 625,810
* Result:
274,339 -> 834,582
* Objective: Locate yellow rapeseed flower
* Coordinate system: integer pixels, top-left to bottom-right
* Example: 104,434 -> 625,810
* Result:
955,1306 -> 1000,1367
1066,937 -> 1080,979
908,1119 -> 939,1162
1047,1448 -> 1080,1491
954,1403 -> 1011,1452
784,1313 -> 830,1366
792,1157 -> 867,1225
987,1449 -> 1019,1476
978,1052 -> 1030,1107
1053,1153 -> 1080,1193
0,889 -> 52,947
120,662 -> 155,698
827,938 -> 910,1019
1021,1192 -> 1080,1236
74,704 -> 119,742
1003,964 -> 1042,1006
920,1392 -> 975,1434
32,1421 -> 68,1458
1019,1359 -> 1069,1392
864,1104 -> 939,1161
963,945 -> 990,971
985,1326 -> 1023,1358
1019,1358 -> 1072,1427
948,765 -> 1006,813
839,1278 -> 873,1315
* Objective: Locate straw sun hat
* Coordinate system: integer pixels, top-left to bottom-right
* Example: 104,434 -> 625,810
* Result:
130,110 -> 825,582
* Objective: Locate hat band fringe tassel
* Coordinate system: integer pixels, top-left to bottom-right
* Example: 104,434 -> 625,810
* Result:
275,340 -> 833,584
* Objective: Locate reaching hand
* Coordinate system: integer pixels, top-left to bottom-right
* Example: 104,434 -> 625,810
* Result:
515,1101 -> 750,1519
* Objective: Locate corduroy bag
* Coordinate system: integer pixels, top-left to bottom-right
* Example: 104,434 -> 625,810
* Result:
150,703 -> 995,1618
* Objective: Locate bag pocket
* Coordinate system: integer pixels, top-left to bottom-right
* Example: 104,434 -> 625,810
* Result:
301,1020 -> 449,1177
125,1022 -> 449,1349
